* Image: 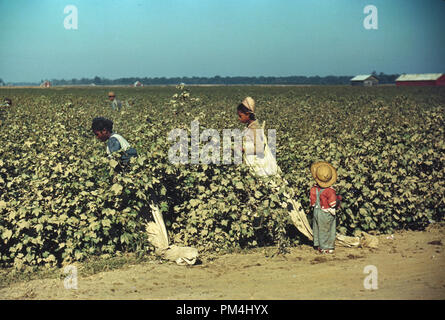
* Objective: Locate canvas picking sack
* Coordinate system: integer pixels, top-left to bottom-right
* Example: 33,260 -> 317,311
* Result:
145,202 -> 198,265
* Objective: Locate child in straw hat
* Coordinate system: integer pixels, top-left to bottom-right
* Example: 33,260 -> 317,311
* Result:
310,161 -> 340,254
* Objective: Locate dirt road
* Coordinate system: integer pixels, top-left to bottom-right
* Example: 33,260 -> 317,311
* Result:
1,224 -> 444,300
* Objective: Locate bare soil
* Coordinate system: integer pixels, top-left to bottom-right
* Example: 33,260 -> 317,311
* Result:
1,224 -> 444,300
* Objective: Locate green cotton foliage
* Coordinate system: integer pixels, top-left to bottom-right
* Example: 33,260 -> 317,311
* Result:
0,86 -> 444,268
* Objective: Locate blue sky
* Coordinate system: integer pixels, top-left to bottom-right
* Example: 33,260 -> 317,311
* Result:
1,0 -> 444,82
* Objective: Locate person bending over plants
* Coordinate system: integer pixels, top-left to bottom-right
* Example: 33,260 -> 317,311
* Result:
91,117 -> 138,168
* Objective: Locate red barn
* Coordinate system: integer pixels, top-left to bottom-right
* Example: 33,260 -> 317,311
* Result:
396,73 -> 445,86
40,80 -> 51,88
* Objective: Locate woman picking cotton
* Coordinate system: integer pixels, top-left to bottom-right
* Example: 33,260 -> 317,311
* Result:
237,97 -> 278,178
236,98 -> 366,251
236,97 -> 319,247
236,97 -> 291,243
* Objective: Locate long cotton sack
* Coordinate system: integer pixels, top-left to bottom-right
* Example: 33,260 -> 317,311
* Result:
145,202 -> 199,265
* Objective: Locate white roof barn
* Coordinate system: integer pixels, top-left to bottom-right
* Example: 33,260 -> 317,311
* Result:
350,75 -> 372,81
350,74 -> 379,86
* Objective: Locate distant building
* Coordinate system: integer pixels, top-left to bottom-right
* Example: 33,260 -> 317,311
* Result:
350,75 -> 379,86
133,81 -> 143,87
40,80 -> 51,88
395,73 -> 445,86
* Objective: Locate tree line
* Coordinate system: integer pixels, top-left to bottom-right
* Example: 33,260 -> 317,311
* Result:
1,72 -> 400,86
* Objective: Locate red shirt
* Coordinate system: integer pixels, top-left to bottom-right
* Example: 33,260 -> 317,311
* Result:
310,185 -> 337,210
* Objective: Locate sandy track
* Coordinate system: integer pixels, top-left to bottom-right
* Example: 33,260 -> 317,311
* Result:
1,224 -> 444,300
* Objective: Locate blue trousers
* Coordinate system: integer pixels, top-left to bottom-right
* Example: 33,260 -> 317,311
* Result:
313,208 -> 336,250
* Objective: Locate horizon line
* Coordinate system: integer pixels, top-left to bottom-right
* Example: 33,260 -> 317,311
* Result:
1,72 -> 414,84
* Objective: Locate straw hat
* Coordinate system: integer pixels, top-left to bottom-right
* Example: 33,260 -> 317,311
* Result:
108,91 -> 115,97
311,161 -> 337,188
241,97 -> 255,113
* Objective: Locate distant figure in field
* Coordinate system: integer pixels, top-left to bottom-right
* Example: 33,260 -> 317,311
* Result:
91,117 -> 137,168
108,91 -> 122,111
1,98 -> 12,107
